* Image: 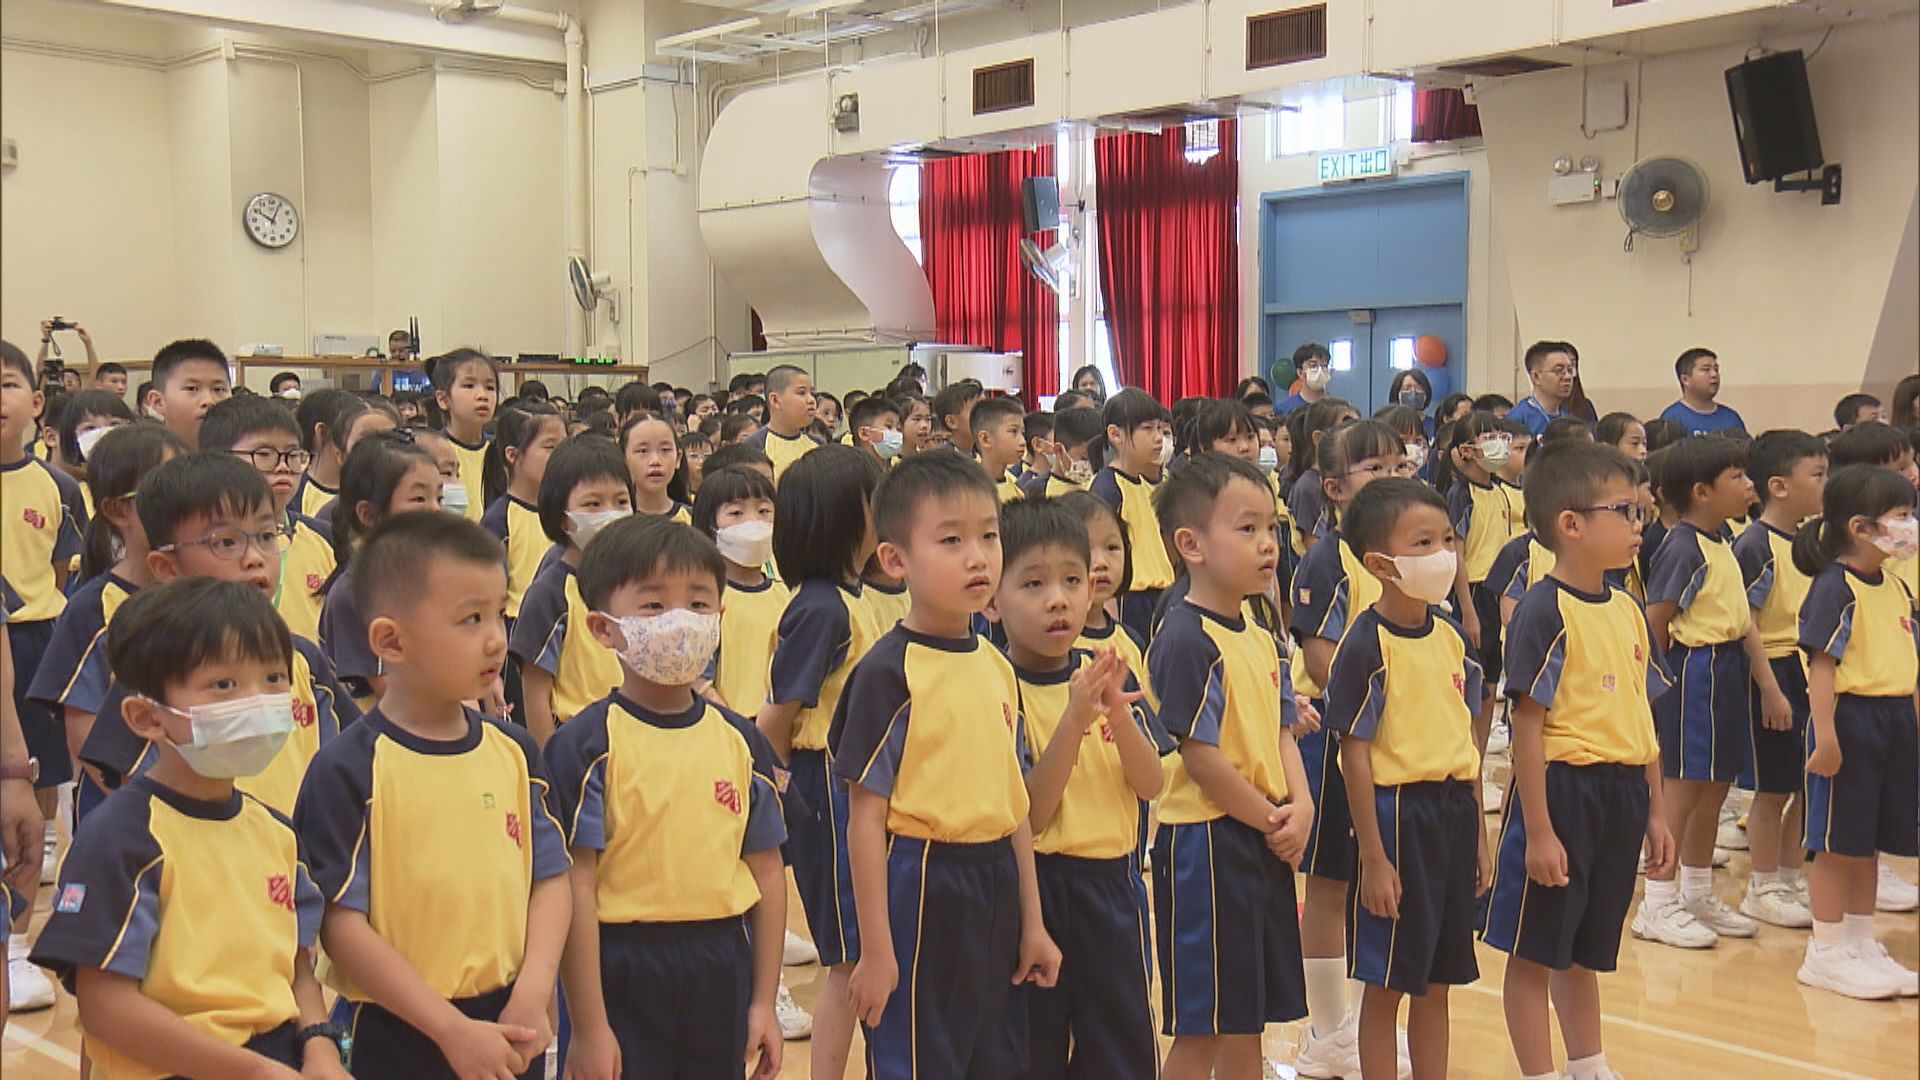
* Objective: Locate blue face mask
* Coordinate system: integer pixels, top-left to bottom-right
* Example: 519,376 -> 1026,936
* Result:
1398,389 -> 1429,411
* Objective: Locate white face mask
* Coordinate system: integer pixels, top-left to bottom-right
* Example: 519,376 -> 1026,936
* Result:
1066,459 -> 1095,485
568,508 -> 630,549
715,519 -> 774,567
1257,446 -> 1280,475
602,608 -> 722,686
1871,515 -> 1920,560
1476,437 -> 1512,467
146,693 -> 295,779
1301,367 -> 1333,391
75,425 -> 115,463
1406,442 -> 1428,471
278,387 -> 302,401
439,481 -> 470,517
1155,437 -> 1175,467
1386,549 -> 1457,605
875,429 -> 904,460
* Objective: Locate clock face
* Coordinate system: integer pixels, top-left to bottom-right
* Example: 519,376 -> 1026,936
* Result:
243,192 -> 299,249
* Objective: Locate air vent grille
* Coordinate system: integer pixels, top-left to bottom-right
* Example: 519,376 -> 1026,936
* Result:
973,59 -> 1035,115
1246,5 -> 1327,70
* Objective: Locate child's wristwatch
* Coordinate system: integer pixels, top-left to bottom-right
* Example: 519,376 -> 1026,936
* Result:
0,758 -> 38,784
298,1023 -> 350,1061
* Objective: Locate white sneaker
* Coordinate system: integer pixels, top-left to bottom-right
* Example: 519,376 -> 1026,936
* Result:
7,935 -> 55,1013
782,929 -> 819,966
1483,783 -> 1504,815
775,981 -> 813,1040
1862,940 -> 1920,998
1797,940 -> 1903,1000
1686,892 -> 1759,938
1485,722 -> 1510,758
1740,880 -> 1813,929
1631,896 -> 1718,949
1294,1015 -> 1411,1079
1788,872 -> 1811,908
1715,815 -> 1748,852
1875,864 -> 1919,913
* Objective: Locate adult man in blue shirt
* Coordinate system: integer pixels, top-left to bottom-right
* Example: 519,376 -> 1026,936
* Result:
1275,343 -> 1333,416
1659,347 -> 1747,435
1506,340 -> 1577,437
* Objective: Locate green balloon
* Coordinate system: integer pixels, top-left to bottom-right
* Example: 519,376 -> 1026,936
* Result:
1269,357 -> 1297,391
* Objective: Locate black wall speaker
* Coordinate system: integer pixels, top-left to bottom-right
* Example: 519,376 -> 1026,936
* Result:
1021,177 -> 1060,235
1725,50 -> 1824,184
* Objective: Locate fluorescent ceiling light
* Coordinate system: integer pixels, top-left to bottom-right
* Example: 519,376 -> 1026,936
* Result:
657,17 -> 763,49
789,0 -> 861,15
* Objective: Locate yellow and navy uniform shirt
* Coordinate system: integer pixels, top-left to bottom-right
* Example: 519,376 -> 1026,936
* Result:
1505,576 -> 1670,766
1798,563 -> 1919,698
446,433 -> 489,522
317,568 -> 383,702
1648,521 -> 1752,647
1091,466 -> 1175,593
1077,617 -> 1151,701
508,562 -> 623,725
1490,532 -> 1554,607
1450,478 -> 1527,585
30,777 -> 321,1080
25,572 -> 138,720
859,576 -> 911,634
547,694 -> 785,922
0,455 -> 87,622
291,472 -> 337,521
1287,468 -> 1325,558
278,512 -> 335,643
996,471 -> 1025,504
831,625 -> 1029,842
1014,650 -> 1168,858
746,427 -> 823,484
1288,528 -> 1381,699
639,501 -> 694,527
769,580 -> 884,753
1017,470 -> 1087,500
292,708 -> 569,1001
1149,599 -> 1297,825
714,575 -> 791,716
1887,552 -> 1918,610
481,495 -> 549,620
1323,609 -> 1483,785
1734,521 -> 1809,660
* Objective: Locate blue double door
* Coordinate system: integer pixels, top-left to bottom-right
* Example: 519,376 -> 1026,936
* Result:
1260,174 -> 1469,414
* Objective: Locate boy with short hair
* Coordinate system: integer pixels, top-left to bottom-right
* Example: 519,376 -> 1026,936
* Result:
1146,453 -> 1313,1080
971,395 -> 1028,502
1634,435 -> 1775,948
145,339 -> 234,449
991,497 -> 1165,1079
745,364 -> 823,481
1324,478 -> 1487,1080
1022,407 -> 1102,499
1022,410 -> 1055,479
1833,393 -> 1882,432
92,362 -> 129,397
848,395 -> 904,464
833,453 -> 1062,1079
930,379 -> 985,451
1659,348 -> 1746,436
199,396 -> 337,641
271,371 -> 303,400
1091,389 -> 1176,642
31,578 -> 345,1077
1731,431 -> 1829,928
295,513 -> 571,1078
549,517 -> 786,1079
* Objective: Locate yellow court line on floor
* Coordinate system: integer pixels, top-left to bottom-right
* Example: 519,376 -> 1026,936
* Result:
4,1025 -> 83,1069
1454,982 -> 1880,1080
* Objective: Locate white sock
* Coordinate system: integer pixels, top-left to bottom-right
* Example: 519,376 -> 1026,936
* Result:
1750,869 -> 1780,887
1679,864 -> 1713,904
7,932 -> 25,960
1644,876 -> 1678,906
1844,914 -> 1876,945
1812,919 -> 1845,947
1567,1051 -> 1610,1079
1303,956 -> 1348,1038
1782,865 -> 1805,887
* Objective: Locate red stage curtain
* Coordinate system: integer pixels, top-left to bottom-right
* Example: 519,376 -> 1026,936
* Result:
1092,120 -> 1239,403
1413,88 -> 1482,142
917,145 -> 1059,406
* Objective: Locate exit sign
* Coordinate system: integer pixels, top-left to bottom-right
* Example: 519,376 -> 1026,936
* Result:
1318,146 -> 1394,183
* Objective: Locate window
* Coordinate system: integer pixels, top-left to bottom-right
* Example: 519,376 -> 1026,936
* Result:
1392,82 -> 1415,144
1184,119 -> 1222,165
889,164 -> 922,264
1328,338 -> 1354,372
1274,91 -> 1345,157
1389,335 -> 1416,371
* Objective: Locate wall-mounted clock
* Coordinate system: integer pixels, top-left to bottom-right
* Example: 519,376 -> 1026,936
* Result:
243,192 -> 299,249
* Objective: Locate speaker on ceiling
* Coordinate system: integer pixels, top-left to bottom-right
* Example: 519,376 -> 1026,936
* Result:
1725,50 -> 1824,184
1021,177 -> 1060,235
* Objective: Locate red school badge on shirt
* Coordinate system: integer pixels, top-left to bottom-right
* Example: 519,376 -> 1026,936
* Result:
714,780 -> 742,815
291,701 -> 316,728
1452,673 -> 1466,695
21,508 -> 45,530
305,573 -> 325,593
504,811 -> 523,848
267,874 -> 295,912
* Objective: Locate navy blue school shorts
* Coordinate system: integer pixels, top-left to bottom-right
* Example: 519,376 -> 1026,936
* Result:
1296,720 -> 1354,881
1657,640 -> 1751,784
865,836 -> 1022,1080
1347,781 -> 1482,996
1741,655 -> 1809,795
8,619 -> 72,789
1480,762 -> 1649,973
1803,694 -> 1919,858
238,1021 -> 302,1068
1024,853 -> 1157,1080
342,983 -> 541,1080
787,747 -> 859,967
1151,817 -> 1307,1036
600,918 -> 752,1079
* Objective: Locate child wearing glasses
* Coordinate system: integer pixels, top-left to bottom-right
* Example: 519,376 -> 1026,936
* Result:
199,396 -> 335,640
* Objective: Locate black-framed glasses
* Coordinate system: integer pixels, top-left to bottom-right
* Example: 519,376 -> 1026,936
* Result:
231,447 -> 312,472
1576,502 -> 1652,527
156,524 -> 294,562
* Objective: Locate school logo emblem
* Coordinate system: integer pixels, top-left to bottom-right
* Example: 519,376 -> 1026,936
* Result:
1298,589 -> 1312,606
504,811 -> 523,848
1099,721 -> 1116,744
267,874 -> 295,912
481,793 -> 496,809
1633,644 -> 1644,663
21,508 -> 44,530
1271,667 -> 1282,689
1601,674 -> 1617,692
291,701 -> 316,728
306,573 -> 325,593
1452,673 -> 1466,695
1903,617 -> 1915,635
714,780 -> 742,814
1002,702 -> 1015,731
55,884 -> 85,914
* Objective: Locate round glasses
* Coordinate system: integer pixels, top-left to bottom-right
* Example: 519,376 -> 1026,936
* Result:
157,524 -> 294,562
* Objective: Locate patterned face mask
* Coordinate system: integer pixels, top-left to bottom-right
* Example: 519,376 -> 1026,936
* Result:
600,609 -> 722,686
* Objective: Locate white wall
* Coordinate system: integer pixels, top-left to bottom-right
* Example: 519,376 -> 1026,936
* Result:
1474,17 -> 1919,428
